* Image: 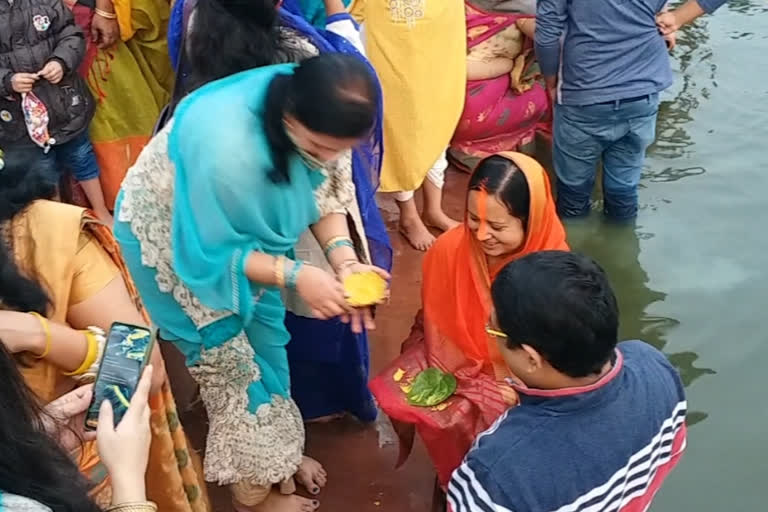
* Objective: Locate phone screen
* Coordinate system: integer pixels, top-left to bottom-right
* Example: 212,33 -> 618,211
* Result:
84,322 -> 154,431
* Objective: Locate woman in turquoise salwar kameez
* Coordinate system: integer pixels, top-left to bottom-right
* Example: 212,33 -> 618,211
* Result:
113,54 -> 386,512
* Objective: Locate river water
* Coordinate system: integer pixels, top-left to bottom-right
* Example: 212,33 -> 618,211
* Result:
562,2 -> 767,510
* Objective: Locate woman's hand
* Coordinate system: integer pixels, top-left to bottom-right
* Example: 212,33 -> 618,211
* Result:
97,365 -> 153,504
336,262 -> 391,333
91,13 -> 120,49
43,384 -> 96,452
295,265 -> 351,320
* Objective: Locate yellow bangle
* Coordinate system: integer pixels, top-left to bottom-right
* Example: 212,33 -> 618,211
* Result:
29,312 -> 52,359
63,330 -> 99,376
94,8 -> 118,19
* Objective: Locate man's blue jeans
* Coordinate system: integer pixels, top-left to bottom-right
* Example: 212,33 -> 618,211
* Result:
553,93 -> 659,220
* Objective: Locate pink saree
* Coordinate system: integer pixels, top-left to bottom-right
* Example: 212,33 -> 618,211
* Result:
450,3 -> 550,168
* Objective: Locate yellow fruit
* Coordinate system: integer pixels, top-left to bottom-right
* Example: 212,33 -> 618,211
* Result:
344,271 -> 388,307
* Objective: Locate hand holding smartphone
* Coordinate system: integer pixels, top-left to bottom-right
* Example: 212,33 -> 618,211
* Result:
84,322 -> 155,431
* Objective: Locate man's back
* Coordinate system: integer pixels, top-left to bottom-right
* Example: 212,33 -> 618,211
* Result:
536,0 -> 673,105
448,341 -> 687,512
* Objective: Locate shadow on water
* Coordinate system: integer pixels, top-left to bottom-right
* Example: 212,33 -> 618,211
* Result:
565,218 -> 715,427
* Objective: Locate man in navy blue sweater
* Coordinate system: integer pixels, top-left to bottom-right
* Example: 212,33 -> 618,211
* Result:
535,0 -> 728,220
448,251 -> 687,512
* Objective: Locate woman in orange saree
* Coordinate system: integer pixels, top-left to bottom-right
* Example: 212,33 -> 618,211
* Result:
0,167 -> 209,511
370,152 -> 568,486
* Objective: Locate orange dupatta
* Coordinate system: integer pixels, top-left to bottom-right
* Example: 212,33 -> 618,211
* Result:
370,152 -> 568,486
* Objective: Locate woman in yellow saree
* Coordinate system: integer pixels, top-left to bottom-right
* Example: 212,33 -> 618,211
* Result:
65,0 -> 173,209
0,167 -> 209,512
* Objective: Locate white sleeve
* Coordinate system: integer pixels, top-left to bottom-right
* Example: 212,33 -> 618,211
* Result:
325,13 -> 366,56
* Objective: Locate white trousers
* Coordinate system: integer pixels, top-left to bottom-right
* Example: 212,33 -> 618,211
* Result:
392,151 -> 448,202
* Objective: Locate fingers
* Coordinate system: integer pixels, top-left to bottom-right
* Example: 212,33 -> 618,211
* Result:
349,310 -> 363,334
363,308 -> 376,331
130,365 -> 153,409
98,399 -> 115,431
371,266 -> 391,280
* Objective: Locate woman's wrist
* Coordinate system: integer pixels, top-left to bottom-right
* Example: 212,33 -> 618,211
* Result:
109,472 -> 147,505
22,312 -> 48,355
95,0 -> 115,12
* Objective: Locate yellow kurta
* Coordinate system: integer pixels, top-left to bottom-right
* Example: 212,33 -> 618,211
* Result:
350,0 -> 467,192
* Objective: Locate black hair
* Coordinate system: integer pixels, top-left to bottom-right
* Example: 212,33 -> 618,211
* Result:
0,342 -> 101,511
468,155 -> 530,227
263,54 -> 378,183
0,163 -> 54,314
187,0 -> 299,89
491,251 -> 619,377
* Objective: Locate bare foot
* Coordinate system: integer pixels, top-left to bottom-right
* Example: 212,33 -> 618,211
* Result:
237,490 -> 320,512
423,210 -> 460,233
295,456 -> 327,496
399,216 -> 436,251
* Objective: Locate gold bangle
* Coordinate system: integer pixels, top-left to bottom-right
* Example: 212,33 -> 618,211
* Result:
63,329 -> 99,376
29,312 -> 52,359
274,255 -> 286,288
105,502 -> 158,512
94,8 -> 118,19
323,236 -> 352,251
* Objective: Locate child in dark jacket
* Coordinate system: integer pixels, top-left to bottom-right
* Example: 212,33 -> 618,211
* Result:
0,0 -> 112,224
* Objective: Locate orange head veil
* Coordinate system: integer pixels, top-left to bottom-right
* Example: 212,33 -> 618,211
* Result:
422,151 -> 568,364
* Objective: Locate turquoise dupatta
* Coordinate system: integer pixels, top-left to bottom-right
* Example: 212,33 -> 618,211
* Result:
169,64 -> 325,405
169,63 -> 325,326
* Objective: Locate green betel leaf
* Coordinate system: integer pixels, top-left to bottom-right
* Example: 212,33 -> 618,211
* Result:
406,368 -> 458,407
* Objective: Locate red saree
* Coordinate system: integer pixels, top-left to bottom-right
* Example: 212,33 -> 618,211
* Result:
450,3 -> 550,168
370,152 -> 568,486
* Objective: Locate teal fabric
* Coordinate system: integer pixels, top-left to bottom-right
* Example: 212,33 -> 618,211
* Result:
298,0 -> 352,27
115,63 -> 326,411
169,63 -> 324,326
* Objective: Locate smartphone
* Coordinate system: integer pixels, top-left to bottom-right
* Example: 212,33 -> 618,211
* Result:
84,322 -> 155,431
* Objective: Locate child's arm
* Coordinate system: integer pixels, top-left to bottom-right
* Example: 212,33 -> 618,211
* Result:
45,0 -> 87,77
324,0 -> 365,55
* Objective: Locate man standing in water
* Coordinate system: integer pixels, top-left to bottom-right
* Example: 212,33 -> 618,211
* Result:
449,251 -> 688,512
535,0 -> 728,220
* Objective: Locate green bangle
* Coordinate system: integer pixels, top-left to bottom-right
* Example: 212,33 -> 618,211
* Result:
286,260 -> 304,290
323,238 -> 354,258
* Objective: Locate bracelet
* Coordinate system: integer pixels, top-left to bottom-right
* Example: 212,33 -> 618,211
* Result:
94,8 -> 118,19
336,259 -> 359,273
274,255 -> 286,288
105,502 -> 158,512
323,236 -> 354,258
29,311 -> 52,359
285,260 -> 304,290
71,327 -> 106,382
63,328 -> 100,376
